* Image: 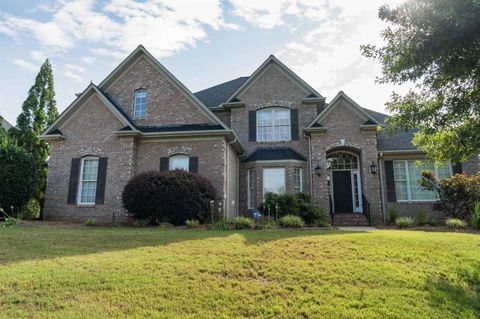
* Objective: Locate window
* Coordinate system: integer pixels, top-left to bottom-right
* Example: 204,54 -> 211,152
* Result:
393,160 -> 451,201
263,168 -> 286,195
134,89 -> 147,119
294,168 -> 303,193
247,169 -> 255,209
256,108 -> 291,142
169,155 -> 189,171
78,157 -> 99,205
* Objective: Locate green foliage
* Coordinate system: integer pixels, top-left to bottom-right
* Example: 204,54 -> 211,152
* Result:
362,0 -> 480,162
232,217 -> 254,229
0,139 -> 38,212
85,218 -> 97,227
261,193 -> 327,225
395,216 -> 414,229
13,59 -> 58,207
20,198 -> 41,220
445,218 -> 467,230
1,217 -> 21,228
279,215 -> 305,228
207,219 -> 231,231
472,201 -> 480,230
415,211 -> 427,226
387,206 -> 400,225
134,219 -> 151,228
260,221 -> 279,230
426,218 -> 438,227
185,219 -> 200,228
419,171 -> 480,219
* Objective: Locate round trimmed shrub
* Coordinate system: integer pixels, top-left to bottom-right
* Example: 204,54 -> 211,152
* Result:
20,198 -> 41,219
445,218 -> 467,230
280,215 -> 305,228
122,170 -> 216,225
395,216 -> 414,229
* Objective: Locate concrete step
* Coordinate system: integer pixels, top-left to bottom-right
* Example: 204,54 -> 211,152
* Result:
333,213 -> 369,226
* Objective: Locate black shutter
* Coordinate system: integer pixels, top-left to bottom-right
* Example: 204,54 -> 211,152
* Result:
452,162 -> 463,175
249,110 -> 256,141
291,108 -> 299,140
189,157 -> 198,173
67,158 -> 81,204
95,157 -> 108,205
160,157 -> 169,172
385,161 -> 396,202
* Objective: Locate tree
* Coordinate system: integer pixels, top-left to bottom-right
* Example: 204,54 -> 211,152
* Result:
13,59 -> 58,208
362,0 -> 480,162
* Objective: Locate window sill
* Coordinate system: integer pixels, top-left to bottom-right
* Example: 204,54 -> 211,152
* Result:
396,200 -> 438,204
256,140 -> 291,143
76,204 -> 96,208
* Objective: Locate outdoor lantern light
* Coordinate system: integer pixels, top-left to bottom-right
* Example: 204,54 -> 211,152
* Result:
370,161 -> 378,174
315,164 -> 322,176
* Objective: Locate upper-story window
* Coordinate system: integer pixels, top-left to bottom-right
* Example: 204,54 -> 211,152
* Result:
134,89 -> 147,119
169,155 -> 189,171
256,107 -> 291,142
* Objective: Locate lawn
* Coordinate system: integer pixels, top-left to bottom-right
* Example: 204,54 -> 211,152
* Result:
0,227 -> 479,318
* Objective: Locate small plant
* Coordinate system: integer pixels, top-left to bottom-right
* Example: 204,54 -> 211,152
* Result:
415,211 -> 427,226
387,206 -> 400,225
134,219 -> 151,227
232,217 -> 254,229
426,218 -> 438,227
158,222 -> 175,229
111,222 -> 121,228
1,217 -> 21,228
185,219 -> 200,228
261,221 -> 278,230
85,218 -> 97,226
472,201 -> 480,230
20,198 -> 41,220
445,218 -> 467,230
279,215 -> 305,228
207,219 -> 231,231
395,216 -> 414,229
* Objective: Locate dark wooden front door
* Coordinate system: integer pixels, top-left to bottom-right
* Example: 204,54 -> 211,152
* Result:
332,171 -> 353,213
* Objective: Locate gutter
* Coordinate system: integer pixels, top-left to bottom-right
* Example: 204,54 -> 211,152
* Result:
305,132 -> 314,199
378,152 -> 386,224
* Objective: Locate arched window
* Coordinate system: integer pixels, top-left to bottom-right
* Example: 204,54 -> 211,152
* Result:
134,89 -> 147,119
327,152 -> 358,170
256,107 -> 291,142
78,156 -> 99,204
169,154 -> 189,171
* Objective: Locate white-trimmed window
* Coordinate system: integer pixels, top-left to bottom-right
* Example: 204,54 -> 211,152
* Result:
393,160 -> 451,201
263,168 -> 286,195
294,168 -> 303,193
257,108 -> 291,142
247,169 -> 255,209
169,155 -> 189,171
78,157 -> 99,205
134,89 -> 147,119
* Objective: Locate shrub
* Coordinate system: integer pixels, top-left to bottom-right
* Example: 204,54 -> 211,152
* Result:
261,221 -> 279,230
232,217 -> 254,229
1,217 -> 21,228
85,218 -> 97,226
0,140 -> 38,213
260,193 -> 326,225
426,218 -> 438,227
419,172 -> 480,219
208,219 -> 231,231
395,216 -> 414,229
387,206 -> 400,225
280,215 -> 305,228
445,218 -> 467,230
415,211 -> 427,226
185,219 -> 200,228
472,201 -> 480,230
122,170 -> 216,226
20,198 -> 41,220
134,219 -> 151,227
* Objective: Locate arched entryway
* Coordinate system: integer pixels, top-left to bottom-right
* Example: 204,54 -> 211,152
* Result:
327,150 -> 363,214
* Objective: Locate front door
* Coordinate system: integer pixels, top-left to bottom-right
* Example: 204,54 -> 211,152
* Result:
332,171 -> 353,213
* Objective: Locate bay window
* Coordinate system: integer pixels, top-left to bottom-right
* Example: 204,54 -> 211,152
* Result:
294,168 -> 303,193
247,169 -> 255,209
263,168 -> 286,195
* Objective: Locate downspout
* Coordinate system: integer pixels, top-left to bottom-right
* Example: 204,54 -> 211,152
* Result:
378,152 -> 386,224
306,133 -> 314,198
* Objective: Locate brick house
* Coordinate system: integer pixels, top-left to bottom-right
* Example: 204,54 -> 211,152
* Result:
40,45 -> 479,225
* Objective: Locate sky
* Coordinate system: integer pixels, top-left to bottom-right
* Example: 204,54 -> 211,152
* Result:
0,0 -> 411,125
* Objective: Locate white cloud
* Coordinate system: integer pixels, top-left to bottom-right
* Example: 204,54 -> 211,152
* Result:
12,58 -> 38,72
65,63 -> 85,73
81,56 -> 96,64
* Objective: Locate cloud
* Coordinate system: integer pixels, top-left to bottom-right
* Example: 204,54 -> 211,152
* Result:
12,58 -> 38,72
81,56 -> 96,64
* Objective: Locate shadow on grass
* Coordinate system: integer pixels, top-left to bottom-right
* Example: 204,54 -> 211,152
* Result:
426,262 -> 480,317
0,227 -> 357,264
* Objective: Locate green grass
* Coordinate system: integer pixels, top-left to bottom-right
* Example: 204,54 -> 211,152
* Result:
0,227 -> 479,318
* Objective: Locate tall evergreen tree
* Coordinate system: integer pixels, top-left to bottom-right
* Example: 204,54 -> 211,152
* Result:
14,59 -> 58,207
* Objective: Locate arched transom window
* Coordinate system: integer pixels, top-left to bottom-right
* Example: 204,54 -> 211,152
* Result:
327,152 -> 358,170
256,107 -> 291,142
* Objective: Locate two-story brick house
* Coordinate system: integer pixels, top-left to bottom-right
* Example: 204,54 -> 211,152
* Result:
41,45 -> 479,225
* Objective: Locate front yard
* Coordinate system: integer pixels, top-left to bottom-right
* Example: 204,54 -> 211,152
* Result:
0,227 -> 479,318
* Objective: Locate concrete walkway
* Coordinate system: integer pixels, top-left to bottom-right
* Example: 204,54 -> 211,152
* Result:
337,226 -> 378,232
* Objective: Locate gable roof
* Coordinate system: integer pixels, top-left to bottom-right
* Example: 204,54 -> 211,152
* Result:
226,55 -> 324,103
307,91 -> 382,128
99,45 -> 228,130
194,77 -> 249,109
1,117 -> 12,130
243,147 -> 306,162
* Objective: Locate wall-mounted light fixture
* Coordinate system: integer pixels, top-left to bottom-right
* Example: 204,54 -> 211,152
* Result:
315,164 -> 322,176
370,161 -> 378,174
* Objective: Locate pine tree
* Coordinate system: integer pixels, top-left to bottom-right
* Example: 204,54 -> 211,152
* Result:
14,59 -> 58,208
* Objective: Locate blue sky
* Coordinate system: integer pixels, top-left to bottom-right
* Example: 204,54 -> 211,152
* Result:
0,0 -> 409,125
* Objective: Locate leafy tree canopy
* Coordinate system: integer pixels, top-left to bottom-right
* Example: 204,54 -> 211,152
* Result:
362,0 -> 480,162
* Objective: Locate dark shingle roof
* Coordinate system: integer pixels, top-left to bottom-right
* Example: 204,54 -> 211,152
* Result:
194,77 -> 249,108
46,128 -> 62,135
243,147 -> 306,162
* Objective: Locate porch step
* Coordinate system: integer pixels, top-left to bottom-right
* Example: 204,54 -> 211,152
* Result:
333,213 -> 369,226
